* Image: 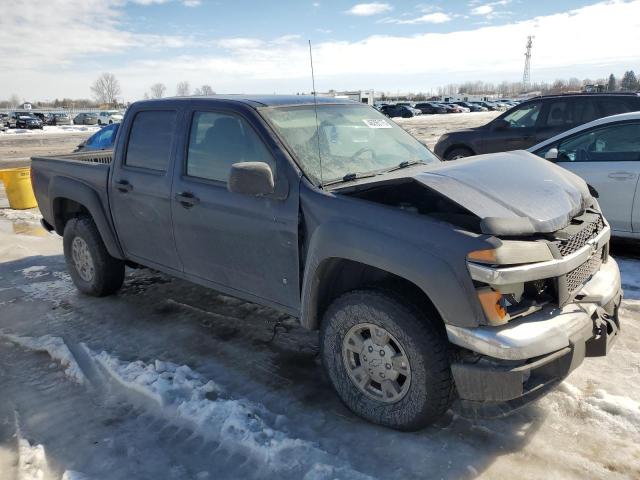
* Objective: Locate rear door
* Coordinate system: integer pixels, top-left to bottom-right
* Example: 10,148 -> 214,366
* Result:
110,108 -> 182,271
171,105 -> 300,310
554,121 -> 640,233
535,97 -> 599,144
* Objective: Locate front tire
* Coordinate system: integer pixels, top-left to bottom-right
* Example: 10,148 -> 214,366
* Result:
63,216 -> 125,296
320,290 -> 453,431
444,147 -> 473,160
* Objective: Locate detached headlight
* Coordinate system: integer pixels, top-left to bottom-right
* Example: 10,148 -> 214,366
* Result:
467,241 -> 555,325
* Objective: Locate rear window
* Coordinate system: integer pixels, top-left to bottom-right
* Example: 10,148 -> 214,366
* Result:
597,97 -> 638,116
125,110 -> 176,171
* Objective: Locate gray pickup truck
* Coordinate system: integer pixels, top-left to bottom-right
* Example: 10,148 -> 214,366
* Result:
31,95 -> 622,431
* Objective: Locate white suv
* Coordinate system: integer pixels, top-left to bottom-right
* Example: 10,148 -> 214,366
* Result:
97,110 -> 123,125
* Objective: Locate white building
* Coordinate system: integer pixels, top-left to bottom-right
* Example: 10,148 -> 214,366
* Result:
321,90 -> 374,105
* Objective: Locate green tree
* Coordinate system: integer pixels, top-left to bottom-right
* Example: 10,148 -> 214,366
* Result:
620,70 -> 639,91
607,74 -> 616,91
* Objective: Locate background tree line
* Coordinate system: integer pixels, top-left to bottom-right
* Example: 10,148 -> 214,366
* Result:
3,69 -> 638,109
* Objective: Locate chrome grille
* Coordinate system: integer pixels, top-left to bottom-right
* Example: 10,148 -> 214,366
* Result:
553,216 -> 604,257
565,248 -> 603,293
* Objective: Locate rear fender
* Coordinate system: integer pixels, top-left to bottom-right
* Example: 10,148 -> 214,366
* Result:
49,176 -> 124,259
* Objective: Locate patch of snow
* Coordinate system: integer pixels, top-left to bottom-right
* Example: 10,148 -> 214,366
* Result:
0,125 -> 100,136
17,271 -> 76,306
17,436 -> 50,480
18,266 -> 49,279
2,334 -> 86,384
14,411 -> 54,480
0,208 -> 42,222
87,346 -> 372,479
61,471 -> 92,480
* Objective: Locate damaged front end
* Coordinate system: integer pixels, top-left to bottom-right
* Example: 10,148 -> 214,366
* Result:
449,208 -> 622,416
334,151 -> 623,415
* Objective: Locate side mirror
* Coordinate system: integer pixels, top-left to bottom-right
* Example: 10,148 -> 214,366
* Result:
228,162 -> 275,196
493,119 -> 509,130
544,147 -> 559,161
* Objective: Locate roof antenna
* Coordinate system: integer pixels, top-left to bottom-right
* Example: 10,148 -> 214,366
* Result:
308,40 -> 324,189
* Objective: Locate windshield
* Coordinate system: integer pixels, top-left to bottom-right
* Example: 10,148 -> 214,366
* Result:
261,104 -> 438,184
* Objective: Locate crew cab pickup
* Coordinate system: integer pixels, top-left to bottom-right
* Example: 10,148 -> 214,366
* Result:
31,96 -> 622,430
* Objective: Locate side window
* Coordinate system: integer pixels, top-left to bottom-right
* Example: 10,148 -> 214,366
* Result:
502,102 -> 541,128
125,110 -> 176,171
557,123 -> 640,162
544,101 -> 570,127
597,98 -> 633,116
571,99 -> 598,125
186,111 -> 275,183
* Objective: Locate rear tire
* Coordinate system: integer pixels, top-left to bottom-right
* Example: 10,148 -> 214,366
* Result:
320,289 -> 453,431
63,216 -> 124,296
444,147 -> 473,160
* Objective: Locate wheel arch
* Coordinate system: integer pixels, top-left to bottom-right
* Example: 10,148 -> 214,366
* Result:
301,257 -> 444,331
299,222 -> 482,330
443,144 -> 475,159
50,178 -> 124,259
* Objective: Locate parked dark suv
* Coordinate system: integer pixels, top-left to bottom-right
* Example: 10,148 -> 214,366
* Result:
434,93 -> 640,160
380,104 -> 416,118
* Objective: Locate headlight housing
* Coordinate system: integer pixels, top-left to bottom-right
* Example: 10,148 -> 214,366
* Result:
467,240 -> 553,266
467,241 -> 555,325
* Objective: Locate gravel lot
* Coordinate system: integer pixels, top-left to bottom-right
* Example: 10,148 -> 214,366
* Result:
395,111 -> 499,149
0,112 -> 638,480
0,126 -> 99,168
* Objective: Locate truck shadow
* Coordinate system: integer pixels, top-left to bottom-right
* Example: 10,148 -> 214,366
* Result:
0,254 -> 547,480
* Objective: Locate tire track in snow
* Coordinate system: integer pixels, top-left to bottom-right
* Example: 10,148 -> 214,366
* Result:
2,333 -> 373,479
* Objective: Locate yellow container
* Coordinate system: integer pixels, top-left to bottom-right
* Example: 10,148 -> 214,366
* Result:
0,167 -> 38,210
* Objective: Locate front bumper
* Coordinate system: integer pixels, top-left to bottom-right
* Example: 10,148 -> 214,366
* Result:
447,257 -> 622,413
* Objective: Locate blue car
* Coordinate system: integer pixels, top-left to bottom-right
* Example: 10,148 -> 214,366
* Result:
75,123 -> 119,152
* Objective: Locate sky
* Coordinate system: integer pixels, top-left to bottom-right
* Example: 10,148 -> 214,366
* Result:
1,0 -> 640,102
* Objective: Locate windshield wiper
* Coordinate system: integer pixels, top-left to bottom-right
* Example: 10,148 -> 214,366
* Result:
323,171 -> 378,186
384,160 -> 427,173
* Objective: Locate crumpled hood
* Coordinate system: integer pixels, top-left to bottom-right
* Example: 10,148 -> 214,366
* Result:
414,150 -> 593,235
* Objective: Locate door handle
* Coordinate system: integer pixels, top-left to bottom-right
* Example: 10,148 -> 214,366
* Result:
115,180 -> 133,192
175,191 -> 200,208
608,171 -> 636,180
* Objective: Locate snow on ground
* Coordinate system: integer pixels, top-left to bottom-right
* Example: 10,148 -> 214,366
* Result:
1,334 -> 86,384
0,125 -> 100,136
0,203 -> 639,479
0,209 -> 42,222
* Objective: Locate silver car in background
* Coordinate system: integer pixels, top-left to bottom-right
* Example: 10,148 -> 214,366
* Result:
73,112 -> 99,125
528,111 -> 640,239
49,113 -> 72,125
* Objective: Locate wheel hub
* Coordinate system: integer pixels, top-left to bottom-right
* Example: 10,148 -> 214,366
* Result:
360,339 -> 397,383
71,237 -> 95,282
342,323 -> 411,404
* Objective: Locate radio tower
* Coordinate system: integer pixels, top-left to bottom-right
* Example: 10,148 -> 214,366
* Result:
522,36 -> 534,91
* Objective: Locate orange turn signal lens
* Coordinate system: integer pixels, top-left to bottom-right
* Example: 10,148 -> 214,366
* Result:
477,288 -> 509,326
467,249 -> 498,264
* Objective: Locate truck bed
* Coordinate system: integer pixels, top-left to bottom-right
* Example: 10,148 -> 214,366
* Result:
30,151 -> 114,237
32,150 -> 113,165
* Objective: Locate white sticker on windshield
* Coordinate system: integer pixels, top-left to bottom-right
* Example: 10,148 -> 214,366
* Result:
363,119 -> 392,129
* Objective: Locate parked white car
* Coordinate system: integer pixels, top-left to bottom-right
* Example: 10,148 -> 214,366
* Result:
97,110 -> 123,125
528,112 -> 640,239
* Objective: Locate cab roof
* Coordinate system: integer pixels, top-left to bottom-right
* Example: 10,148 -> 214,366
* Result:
137,94 -> 359,108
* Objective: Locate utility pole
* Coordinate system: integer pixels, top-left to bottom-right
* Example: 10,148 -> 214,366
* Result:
522,35 -> 534,91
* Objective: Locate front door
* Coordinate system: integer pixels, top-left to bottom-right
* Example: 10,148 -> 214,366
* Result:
481,100 -> 543,153
171,108 -> 300,310
555,121 -> 640,233
110,108 -> 182,271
